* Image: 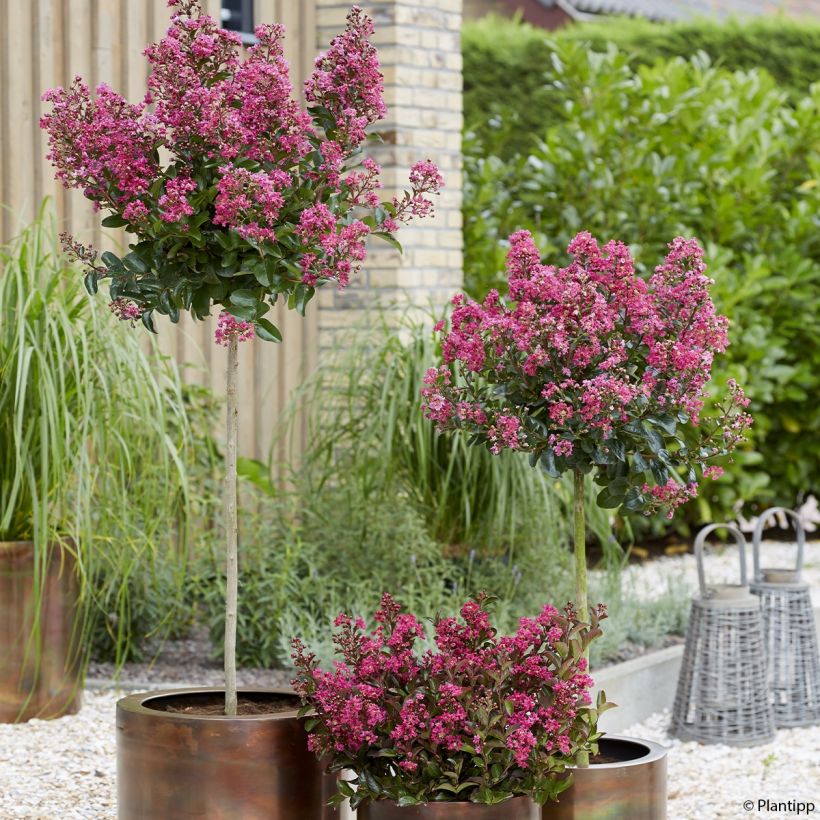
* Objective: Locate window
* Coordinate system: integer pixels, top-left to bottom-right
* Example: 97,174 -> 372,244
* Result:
222,0 -> 255,43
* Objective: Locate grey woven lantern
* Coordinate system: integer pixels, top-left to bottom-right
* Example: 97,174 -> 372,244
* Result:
751,506 -> 820,728
671,523 -> 775,746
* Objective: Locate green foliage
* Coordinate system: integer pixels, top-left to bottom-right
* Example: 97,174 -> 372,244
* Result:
463,41 -> 820,526
0,209 -> 195,669
560,16 -> 820,107
463,15 -> 820,157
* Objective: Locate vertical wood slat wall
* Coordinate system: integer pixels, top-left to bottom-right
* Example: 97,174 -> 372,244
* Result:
0,0 -> 319,461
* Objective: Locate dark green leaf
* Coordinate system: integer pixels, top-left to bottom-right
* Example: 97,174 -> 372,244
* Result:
229,288 -> 259,308
141,310 -> 157,334
101,251 -> 122,269
255,317 -> 282,343
123,252 -> 148,273
372,231 -> 403,253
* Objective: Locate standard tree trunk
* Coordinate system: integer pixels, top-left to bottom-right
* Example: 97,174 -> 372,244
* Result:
573,468 -> 589,768
223,337 -> 239,716
573,469 -> 587,623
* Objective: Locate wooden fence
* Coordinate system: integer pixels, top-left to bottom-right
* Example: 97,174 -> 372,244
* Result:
0,0 -> 320,459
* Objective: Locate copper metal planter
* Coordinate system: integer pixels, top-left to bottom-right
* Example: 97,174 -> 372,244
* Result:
542,736 -> 667,819
0,539 -> 81,723
360,795 -> 539,819
117,687 -> 339,820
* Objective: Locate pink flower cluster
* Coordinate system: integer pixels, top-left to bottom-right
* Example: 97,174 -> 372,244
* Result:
304,6 -> 387,147
213,166 -> 288,244
159,175 -> 197,224
641,480 -> 699,519
40,80 -> 159,211
292,594 -> 606,806
422,231 -> 752,515
214,310 -> 255,346
40,0 -> 444,344
109,299 -> 142,323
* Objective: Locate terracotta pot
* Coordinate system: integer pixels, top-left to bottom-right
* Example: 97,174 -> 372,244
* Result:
0,539 -> 82,723
360,795 -> 539,819
116,687 -> 339,820
542,735 -> 667,819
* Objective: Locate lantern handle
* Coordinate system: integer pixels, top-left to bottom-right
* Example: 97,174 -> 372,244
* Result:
694,523 -> 748,598
751,507 -> 805,582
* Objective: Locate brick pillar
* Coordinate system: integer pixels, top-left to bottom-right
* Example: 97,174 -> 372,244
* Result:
315,0 -> 463,348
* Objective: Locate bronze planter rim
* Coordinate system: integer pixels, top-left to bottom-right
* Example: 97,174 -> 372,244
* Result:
117,685 -> 303,721
569,734 -> 666,770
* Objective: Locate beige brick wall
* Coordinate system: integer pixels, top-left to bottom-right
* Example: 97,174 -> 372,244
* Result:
315,0 -> 464,348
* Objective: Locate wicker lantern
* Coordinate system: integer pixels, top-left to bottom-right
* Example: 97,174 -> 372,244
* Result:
671,523 -> 775,746
751,506 -> 820,728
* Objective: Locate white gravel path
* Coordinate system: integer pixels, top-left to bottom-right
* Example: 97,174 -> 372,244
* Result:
619,539 -> 820,607
0,689 -> 117,820
625,711 -> 820,819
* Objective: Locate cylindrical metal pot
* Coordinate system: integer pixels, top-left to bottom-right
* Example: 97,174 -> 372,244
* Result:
542,736 -> 667,819
117,687 -> 339,820
0,539 -> 81,723
360,796 -> 538,819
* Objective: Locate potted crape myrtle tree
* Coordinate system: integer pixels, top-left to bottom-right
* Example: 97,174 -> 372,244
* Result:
40,2 -> 442,817
422,231 -> 752,818
293,592 -> 609,818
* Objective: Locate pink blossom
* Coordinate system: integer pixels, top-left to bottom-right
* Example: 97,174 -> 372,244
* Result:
109,299 -> 142,322
159,175 -> 197,224
214,166 -> 286,243
424,231 -> 751,516
304,6 -> 386,147
40,79 -> 159,210
214,310 -> 255,345
292,594 -> 605,798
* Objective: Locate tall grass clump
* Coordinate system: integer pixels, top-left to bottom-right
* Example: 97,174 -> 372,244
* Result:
0,211 -> 195,670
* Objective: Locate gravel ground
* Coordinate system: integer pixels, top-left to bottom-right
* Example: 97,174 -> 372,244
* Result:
3,691 -> 818,820
618,538 -> 820,607
1,539 -> 818,819
0,689 -> 117,820
87,626 -> 294,690
625,711 -> 820,819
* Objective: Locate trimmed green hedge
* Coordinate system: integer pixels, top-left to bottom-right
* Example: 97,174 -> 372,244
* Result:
462,33 -> 820,528
464,15 -> 820,157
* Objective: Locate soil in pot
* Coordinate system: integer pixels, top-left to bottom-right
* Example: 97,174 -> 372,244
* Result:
155,691 -> 299,715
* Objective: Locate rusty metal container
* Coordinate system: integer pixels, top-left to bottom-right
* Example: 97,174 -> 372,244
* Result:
359,796 -> 539,819
542,736 -> 667,819
0,539 -> 82,722
117,687 -> 339,820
